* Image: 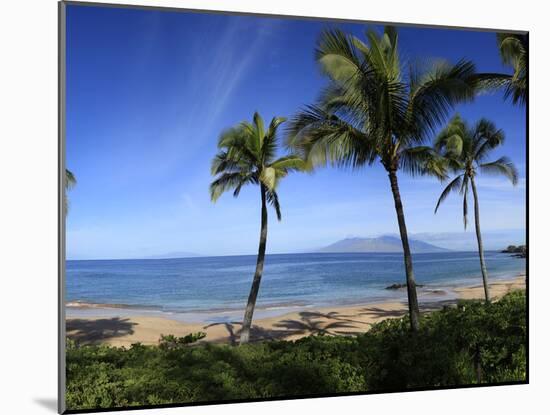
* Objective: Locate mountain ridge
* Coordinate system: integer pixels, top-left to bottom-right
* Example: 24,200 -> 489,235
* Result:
317,235 -> 449,253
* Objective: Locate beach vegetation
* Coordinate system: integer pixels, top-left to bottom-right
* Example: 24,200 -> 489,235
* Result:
66,291 -> 526,411
158,332 -> 207,350
434,114 -> 518,301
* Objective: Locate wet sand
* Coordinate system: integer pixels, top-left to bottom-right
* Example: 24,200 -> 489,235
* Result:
66,274 -> 525,347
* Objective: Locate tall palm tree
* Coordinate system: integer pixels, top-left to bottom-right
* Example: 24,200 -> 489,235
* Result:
65,168 -> 76,214
477,33 -> 527,106
210,112 -> 305,344
287,26 -> 477,331
434,114 -> 518,302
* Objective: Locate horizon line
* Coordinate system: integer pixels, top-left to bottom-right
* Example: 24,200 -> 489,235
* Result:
65,247 -> 529,262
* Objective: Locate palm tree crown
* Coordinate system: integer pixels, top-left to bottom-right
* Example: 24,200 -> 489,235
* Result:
497,33 -> 527,106
210,112 -> 305,218
287,26 -> 477,176
434,114 -> 519,226
476,33 -> 527,106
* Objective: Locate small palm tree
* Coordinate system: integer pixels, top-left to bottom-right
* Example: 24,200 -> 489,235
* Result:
210,112 -> 305,344
65,168 -> 76,214
477,33 -> 527,106
287,26 -> 476,331
434,114 -> 518,302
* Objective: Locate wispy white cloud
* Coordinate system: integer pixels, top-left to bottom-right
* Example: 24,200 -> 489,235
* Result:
139,18 -> 285,178
476,176 -> 526,191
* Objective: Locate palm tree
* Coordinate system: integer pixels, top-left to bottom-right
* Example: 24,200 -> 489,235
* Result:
434,114 -> 518,302
287,26 -> 477,331
477,33 -> 527,106
210,112 -> 305,344
65,168 -> 76,214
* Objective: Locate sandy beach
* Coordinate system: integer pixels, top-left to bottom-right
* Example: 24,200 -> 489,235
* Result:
66,274 -> 525,347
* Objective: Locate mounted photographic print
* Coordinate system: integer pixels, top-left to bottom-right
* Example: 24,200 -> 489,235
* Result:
59,1 -> 528,413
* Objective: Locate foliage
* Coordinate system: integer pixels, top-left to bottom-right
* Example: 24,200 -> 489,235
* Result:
502,245 -> 527,257
286,26 -> 477,177
360,290 -> 526,389
476,33 -> 527,106
158,332 -> 206,350
434,114 -> 518,227
210,112 -> 305,220
66,291 -> 526,411
64,168 -> 76,213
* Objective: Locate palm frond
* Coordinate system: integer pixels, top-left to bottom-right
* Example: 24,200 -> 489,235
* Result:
65,169 -> 76,189
211,150 -> 250,175
399,146 -> 447,180
477,33 -> 528,106
262,116 -> 286,164
365,25 -> 400,81
479,156 -> 519,185
434,114 -> 466,156
269,155 -> 307,172
210,172 -> 251,202
316,29 -> 363,84
259,167 -> 277,191
498,33 -> 526,68
460,175 -> 470,229
265,189 -> 282,221
64,169 -> 76,215
409,59 -> 477,139
472,119 -> 505,162
217,126 -> 259,166
286,105 -> 375,169
434,174 -> 463,213
472,72 -> 512,93
253,112 -> 265,152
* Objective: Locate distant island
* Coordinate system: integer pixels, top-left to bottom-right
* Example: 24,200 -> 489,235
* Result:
317,235 -> 449,254
501,245 -> 527,258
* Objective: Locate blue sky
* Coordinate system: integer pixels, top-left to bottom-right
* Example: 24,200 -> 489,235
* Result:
66,5 -> 526,259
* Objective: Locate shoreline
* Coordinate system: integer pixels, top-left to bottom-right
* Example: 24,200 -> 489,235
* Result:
66,270 -> 525,322
66,273 -> 525,347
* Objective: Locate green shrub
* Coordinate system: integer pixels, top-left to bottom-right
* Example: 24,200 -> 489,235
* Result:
66,291 -> 526,410
158,332 -> 207,350
358,290 -> 526,390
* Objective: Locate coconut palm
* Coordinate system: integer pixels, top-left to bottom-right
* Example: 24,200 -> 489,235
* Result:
287,26 -> 477,331
477,33 -> 527,106
65,168 -> 76,214
210,112 -> 305,344
434,114 -> 518,302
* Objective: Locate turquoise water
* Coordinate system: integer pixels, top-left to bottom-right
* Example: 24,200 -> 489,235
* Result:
66,251 -> 525,321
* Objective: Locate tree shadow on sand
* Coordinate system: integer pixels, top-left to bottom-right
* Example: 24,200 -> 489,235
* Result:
66,317 -> 137,345
356,306 -> 407,320
202,321 -> 291,345
274,312 -> 361,337
203,300 -> 459,345
355,300 -> 457,321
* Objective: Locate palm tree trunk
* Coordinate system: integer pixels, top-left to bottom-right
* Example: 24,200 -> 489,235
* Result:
470,176 -> 490,302
388,169 -> 420,331
239,184 -> 268,344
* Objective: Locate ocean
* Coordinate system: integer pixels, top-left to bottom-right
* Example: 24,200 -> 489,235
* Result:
66,251 -> 525,323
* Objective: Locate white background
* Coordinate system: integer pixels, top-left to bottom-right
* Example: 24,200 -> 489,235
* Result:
0,0 -> 545,414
